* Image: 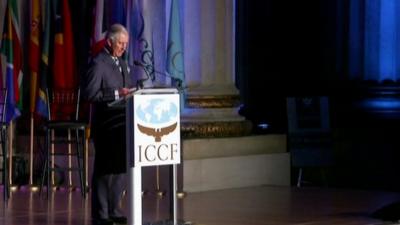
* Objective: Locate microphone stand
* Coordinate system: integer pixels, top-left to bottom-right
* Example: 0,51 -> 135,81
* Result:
133,59 -> 155,89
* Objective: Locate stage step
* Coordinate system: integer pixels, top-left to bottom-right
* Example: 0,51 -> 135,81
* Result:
182,134 -> 290,192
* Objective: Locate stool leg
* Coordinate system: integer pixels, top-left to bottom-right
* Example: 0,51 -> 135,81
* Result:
75,129 -> 84,198
85,131 -> 89,194
39,129 -> 47,197
39,157 -> 48,197
47,129 -> 52,198
1,130 -> 4,201
68,129 -> 72,188
8,123 -> 12,191
82,130 -> 87,198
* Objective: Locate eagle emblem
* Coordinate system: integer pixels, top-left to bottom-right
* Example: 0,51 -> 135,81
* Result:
137,122 -> 177,142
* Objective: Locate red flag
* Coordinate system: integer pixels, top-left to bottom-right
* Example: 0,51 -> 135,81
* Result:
52,0 -> 77,89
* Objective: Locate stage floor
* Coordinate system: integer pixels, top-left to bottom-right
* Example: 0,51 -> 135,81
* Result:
0,185 -> 399,225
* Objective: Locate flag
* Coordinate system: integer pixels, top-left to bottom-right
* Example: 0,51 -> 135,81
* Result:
35,0 -> 50,118
166,0 -> 185,86
91,0 -> 106,55
0,0 -> 23,123
126,0 -> 162,87
166,0 -> 185,108
91,0 -> 126,56
107,0 -> 126,26
29,0 -> 41,114
52,0 -> 77,89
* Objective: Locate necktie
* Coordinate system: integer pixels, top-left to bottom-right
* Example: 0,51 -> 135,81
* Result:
113,57 -> 125,85
114,57 -> 122,72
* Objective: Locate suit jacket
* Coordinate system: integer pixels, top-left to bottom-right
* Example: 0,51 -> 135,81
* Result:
82,49 -> 133,175
83,49 -> 132,103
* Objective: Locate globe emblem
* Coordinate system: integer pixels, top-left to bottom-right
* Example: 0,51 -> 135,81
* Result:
136,98 -> 178,126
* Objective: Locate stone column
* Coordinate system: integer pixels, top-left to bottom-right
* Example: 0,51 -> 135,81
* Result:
182,0 -> 251,137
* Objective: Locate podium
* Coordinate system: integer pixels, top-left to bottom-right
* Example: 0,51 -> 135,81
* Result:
123,88 -> 181,225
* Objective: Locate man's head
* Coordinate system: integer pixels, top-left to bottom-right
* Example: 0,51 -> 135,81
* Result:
106,24 -> 129,57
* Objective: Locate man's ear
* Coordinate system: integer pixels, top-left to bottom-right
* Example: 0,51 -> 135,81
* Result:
105,39 -> 113,53
106,38 -> 112,47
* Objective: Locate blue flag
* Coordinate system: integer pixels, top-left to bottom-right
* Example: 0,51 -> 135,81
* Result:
166,0 -> 185,108
126,0 -> 167,88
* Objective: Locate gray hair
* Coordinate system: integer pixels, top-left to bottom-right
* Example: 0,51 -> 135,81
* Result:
106,24 -> 128,43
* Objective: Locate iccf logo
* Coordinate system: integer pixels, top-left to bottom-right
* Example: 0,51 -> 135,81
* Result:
135,98 -> 179,142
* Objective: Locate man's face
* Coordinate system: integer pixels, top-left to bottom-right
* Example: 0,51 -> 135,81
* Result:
110,33 -> 129,57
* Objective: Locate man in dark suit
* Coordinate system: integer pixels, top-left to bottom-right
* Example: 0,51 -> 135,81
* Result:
82,23 -> 133,225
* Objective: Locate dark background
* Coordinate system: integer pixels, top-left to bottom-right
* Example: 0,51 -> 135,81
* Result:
235,0 -> 400,191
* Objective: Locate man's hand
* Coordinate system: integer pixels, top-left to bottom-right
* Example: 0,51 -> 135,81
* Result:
118,88 -> 130,97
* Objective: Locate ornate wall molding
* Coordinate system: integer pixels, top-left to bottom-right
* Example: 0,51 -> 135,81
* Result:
186,95 -> 241,108
181,120 -> 252,139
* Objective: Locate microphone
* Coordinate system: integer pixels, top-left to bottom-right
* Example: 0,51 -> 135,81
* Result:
132,60 -> 184,90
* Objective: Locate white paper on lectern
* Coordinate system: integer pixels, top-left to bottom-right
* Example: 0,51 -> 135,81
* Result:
133,92 -> 181,167
107,87 -> 137,107
134,87 -> 179,95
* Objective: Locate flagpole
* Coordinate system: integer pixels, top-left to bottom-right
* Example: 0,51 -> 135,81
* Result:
8,121 -> 13,188
29,114 -> 37,191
